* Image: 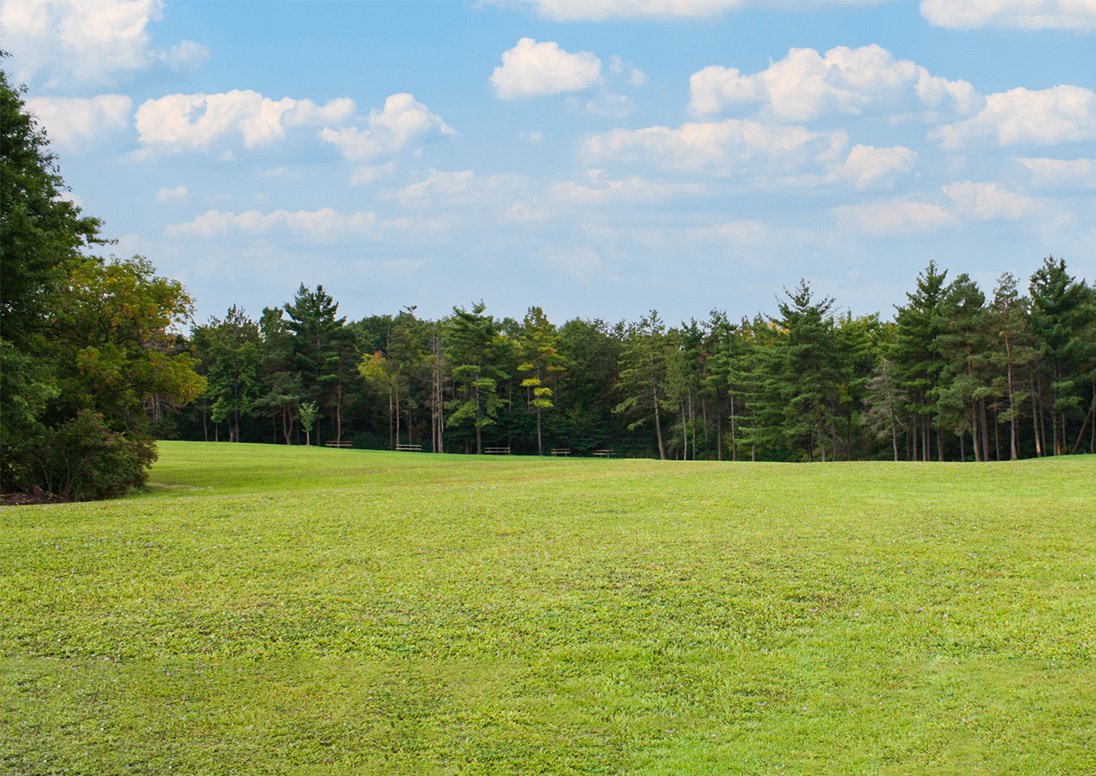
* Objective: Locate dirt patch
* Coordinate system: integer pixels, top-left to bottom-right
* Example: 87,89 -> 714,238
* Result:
0,488 -> 70,506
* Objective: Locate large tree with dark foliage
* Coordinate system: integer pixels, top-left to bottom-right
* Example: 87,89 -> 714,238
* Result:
1,60 -> 203,499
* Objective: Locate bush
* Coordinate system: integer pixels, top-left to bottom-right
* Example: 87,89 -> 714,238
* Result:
31,410 -> 157,501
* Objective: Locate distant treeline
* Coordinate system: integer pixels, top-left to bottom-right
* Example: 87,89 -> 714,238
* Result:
172,257 -> 1096,463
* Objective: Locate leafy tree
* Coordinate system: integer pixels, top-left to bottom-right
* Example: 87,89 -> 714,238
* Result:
298,401 -> 319,446
0,59 -> 102,487
192,306 -> 262,442
516,306 -> 566,455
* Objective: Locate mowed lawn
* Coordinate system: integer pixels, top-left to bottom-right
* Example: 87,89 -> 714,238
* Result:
2,443 -> 1094,774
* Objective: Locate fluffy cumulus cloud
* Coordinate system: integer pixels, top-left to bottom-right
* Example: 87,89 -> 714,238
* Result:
689,44 -> 981,121
943,181 -> 1045,220
920,0 -> 1096,31
833,199 -> 957,237
491,38 -> 602,100
930,85 -> 1096,148
135,90 -> 357,154
583,119 -> 849,178
167,208 -> 414,240
25,94 -> 132,151
1020,157 -> 1096,189
0,0 -> 207,87
318,93 -> 454,162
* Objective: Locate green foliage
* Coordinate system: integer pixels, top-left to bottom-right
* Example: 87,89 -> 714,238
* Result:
445,302 -> 509,452
31,410 -> 157,500
0,61 -> 204,497
0,62 -> 100,486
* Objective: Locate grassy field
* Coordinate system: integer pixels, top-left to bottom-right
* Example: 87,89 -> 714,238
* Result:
1,442 -> 1094,774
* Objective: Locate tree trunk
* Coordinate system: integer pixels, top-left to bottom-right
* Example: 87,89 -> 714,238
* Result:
536,407 -> 543,456
653,384 -> 666,460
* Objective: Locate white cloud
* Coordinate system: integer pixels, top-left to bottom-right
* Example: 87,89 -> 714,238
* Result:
921,0 -> 1096,31
135,90 -> 357,154
0,0 -> 206,87
156,184 -> 188,203
25,94 -> 132,151
583,119 -> 848,179
491,38 -> 602,100
1020,157 -> 1096,189
836,144 -> 917,190
689,44 -> 980,120
943,181 -> 1045,220
931,85 -> 1096,148
833,199 -> 957,237
167,208 -> 414,240
318,93 -> 454,161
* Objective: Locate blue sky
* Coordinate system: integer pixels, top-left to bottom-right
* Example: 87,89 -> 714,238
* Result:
3,0 -> 1095,325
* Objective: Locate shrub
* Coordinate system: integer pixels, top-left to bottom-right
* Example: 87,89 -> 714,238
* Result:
32,410 -> 157,501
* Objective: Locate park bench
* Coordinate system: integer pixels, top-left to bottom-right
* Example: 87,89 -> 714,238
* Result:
550,448 -> 571,456
592,449 -> 614,457
324,441 -> 353,448
483,447 -> 511,455
395,443 -> 423,452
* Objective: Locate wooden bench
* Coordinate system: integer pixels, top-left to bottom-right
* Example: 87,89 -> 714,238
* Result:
592,449 -> 614,457
550,448 -> 571,456
395,443 -> 423,452
324,441 -> 353,448
483,447 -> 511,455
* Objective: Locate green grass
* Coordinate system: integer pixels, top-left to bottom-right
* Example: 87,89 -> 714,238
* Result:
2,442 -> 1094,774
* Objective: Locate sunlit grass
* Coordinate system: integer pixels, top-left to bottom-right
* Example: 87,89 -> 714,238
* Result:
2,442 -> 1093,773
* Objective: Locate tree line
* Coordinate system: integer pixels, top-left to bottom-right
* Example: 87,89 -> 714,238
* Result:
3,59 -> 1095,502
175,258 -> 1096,464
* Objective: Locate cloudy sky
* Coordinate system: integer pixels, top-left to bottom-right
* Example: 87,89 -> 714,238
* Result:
3,0 -> 1095,324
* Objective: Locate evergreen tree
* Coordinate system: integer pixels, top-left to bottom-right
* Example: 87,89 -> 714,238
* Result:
445,302 -> 508,453
283,284 -> 347,443
615,311 -> 673,460
1028,257 -> 1093,455
890,261 -> 948,460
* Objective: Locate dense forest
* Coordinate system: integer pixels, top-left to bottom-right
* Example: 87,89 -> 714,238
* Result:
172,260 -> 1096,464
3,61 -> 1095,501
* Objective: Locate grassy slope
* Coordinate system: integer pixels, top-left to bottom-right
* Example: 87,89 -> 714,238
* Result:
1,442 -> 1093,774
